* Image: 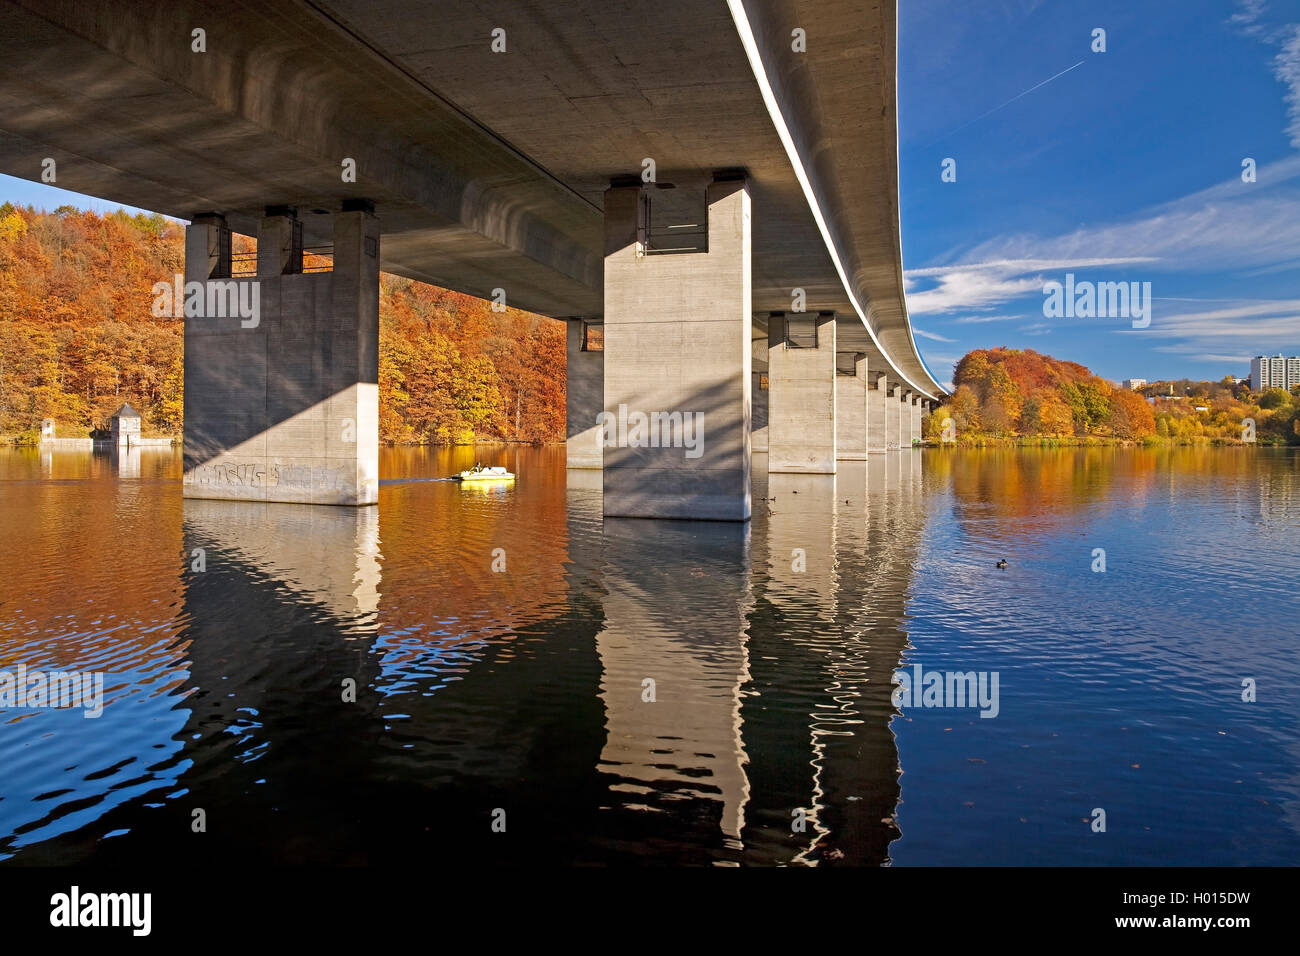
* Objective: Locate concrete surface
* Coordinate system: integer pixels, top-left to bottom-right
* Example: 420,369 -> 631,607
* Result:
182,209 -> 380,505
868,373 -> 888,454
835,352 -> 868,460
768,311 -> 836,473
601,178 -> 751,521
565,319 -> 603,469
886,384 -> 902,450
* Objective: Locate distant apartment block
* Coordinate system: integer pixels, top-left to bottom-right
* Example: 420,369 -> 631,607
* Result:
1250,355 -> 1300,391
1121,378 -> 1147,390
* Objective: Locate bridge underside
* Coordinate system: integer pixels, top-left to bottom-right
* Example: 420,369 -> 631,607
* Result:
0,0 -> 940,518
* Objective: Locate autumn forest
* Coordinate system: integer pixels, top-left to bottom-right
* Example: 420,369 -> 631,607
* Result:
3,203 -> 1296,448
0,204 -> 565,444
927,346 -> 1300,445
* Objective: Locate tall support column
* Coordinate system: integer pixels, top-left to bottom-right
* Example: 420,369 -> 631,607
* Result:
183,205 -> 380,505
910,395 -> 923,446
185,213 -> 231,282
885,383 -> 902,449
566,318 -> 603,469
257,205 -> 303,276
768,310 -> 836,473
868,372 -> 888,454
602,173 -> 752,520
835,351 -> 868,460
751,332 -> 768,453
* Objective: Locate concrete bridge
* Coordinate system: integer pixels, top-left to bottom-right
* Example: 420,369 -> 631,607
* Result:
0,0 -> 945,520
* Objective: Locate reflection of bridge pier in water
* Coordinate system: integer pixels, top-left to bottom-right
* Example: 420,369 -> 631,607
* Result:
159,500 -> 386,863
744,454 -> 928,864
592,514 -> 755,852
179,500 -> 383,755
762,472 -> 839,857
572,452 -> 930,864
184,499 -> 382,624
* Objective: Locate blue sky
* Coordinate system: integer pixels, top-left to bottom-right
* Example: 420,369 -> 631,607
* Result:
899,0 -> 1300,388
0,179 -> 157,219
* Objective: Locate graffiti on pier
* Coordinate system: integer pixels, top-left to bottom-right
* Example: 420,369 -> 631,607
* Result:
187,461 -> 347,491
190,462 -> 263,486
275,463 -> 346,491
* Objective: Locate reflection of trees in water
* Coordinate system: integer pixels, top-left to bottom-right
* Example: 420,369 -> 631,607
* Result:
931,447 -> 1156,537
937,447 -> 1294,551
935,448 -> 1292,542
375,445 -> 572,667
0,452 -> 190,862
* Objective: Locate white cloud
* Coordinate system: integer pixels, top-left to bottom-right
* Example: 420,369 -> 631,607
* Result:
1276,25 -> 1300,148
1190,353 -> 1257,363
1229,0 -> 1269,36
913,328 -> 956,342
905,257 -> 1154,278
903,155 -> 1300,321
964,162 -> 1300,273
1115,298 -> 1300,360
904,269 -> 1043,314
1138,299 -> 1300,340
1152,347 -> 1255,363
952,313 -> 1023,324
1146,299 -> 1300,324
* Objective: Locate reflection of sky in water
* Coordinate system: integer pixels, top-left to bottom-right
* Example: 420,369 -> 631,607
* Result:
891,449 -> 1300,865
0,660 -> 192,860
371,627 -> 489,702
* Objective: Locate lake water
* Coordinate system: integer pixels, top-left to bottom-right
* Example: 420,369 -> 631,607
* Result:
0,445 -> 1296,865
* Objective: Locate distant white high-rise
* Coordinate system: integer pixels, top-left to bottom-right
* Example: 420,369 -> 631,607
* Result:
1250,355 -> 1300,391
1121,378 -> 1146,390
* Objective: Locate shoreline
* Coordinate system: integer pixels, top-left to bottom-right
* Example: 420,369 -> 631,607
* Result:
923,437 -> 1290,447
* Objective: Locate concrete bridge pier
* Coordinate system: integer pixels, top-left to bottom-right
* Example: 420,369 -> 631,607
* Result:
868,373 -> 888,454
886,383 -> 903,449
183,205 -> 380,505
835,352 -> 868,460
909,395 -> 923,446
750,334 -> 769,454
565,318 -> 603,470
768,310 -> 837,473
601,174 -> 752,520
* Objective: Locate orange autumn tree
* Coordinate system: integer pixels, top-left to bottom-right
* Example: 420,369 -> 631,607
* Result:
0,203 -> 184,439
376,276 -> 565,444
926,347 -> 1157,441
0,204 -> 567,444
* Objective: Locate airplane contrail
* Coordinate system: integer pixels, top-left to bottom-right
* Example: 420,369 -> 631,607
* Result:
944,59 -> 1087,138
